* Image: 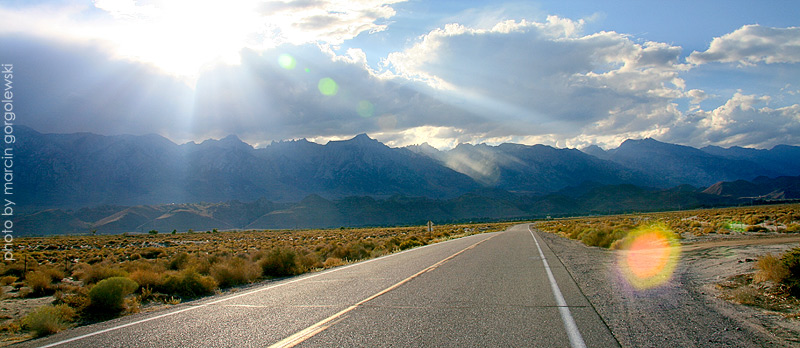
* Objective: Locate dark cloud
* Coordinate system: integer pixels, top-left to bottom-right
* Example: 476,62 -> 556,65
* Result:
182,44 -> 489,143
2,34 -> 193,137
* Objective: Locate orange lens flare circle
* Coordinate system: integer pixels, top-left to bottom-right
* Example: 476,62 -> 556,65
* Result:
618,225 -> 680,290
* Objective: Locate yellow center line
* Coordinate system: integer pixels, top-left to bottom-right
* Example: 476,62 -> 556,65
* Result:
267,233 -> 499,348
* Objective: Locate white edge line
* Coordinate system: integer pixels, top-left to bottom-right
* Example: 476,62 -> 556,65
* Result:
529,226 -> 587,348
35,232 -> 498,348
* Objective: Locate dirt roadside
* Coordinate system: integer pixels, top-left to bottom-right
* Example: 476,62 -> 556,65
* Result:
537,229 -> 799,347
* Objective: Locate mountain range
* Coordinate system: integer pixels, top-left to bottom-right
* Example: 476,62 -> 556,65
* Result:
16,175 -> 800,235
14,126 -> 800,234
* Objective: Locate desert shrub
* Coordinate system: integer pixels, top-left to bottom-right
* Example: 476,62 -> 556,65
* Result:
782,248 -> 800,297
17,287 -> 31,298
399,239 -> 424,250
162,270 -> 217,298
139,248 -> 164,259
37,267 -> 65,283
754,254 -> 790,284
332,242 -> 370,260
384,237 -> 401,250
731,286 -> 759,306
209,257 -> 260,288
259,248 -> 301,277
0,321 -> 20,334
88,277 -> 139,314
296,251 -> 322,270
786,224 -> 800,233
743,215 -> 764,225
184,255 -> 213,275
578,229 -> 602,247
54,290 -> 91,312
323,257 -> 345,268
699,226 -> 716,235
168,252 -> 190,270
25,271 -> 54,296
745,225 -> 769,232
1,263 -> 26,278
128,269 -> 165,290
74,263 -> 128,285
124,296 -> 141,314
369,245 -> 389,258
0,275 -> 17,285
22,304 -> 75,337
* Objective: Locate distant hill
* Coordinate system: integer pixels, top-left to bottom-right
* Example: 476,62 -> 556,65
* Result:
15,176 -> 799,235
593,138 -> 791,187
16,127 -> 477,210
407,142 -> 650,194
14,126 -> 800,234
702,176 -> 800,199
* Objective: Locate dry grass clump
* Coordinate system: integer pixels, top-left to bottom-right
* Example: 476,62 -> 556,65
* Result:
780,248 -> 800,297
21,304 -> 76,337
73,263 -> 128,285
259,248 -> 302,277
161,269 -> 217,299
25,271 -> 55,297
323,257 -> 345,268
210,257 -> 261,287
128,269 -> 166,290
754,254 -> 791,284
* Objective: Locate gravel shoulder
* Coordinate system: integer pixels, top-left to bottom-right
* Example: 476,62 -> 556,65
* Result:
536,228 -> 798,347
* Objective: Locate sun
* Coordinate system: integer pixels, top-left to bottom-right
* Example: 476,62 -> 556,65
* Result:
93,0 -> 268,83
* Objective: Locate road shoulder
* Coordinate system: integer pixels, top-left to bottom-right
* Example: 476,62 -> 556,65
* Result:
535,228 -> 779,347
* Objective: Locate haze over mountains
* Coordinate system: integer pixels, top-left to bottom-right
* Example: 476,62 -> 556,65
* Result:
16,126 -> 800,235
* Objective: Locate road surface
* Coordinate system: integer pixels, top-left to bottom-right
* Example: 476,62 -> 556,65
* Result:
20,224 -> 618,347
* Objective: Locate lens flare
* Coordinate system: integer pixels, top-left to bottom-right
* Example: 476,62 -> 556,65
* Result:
318,78 -> 339,96
278,54 -> 296,69
617,224 -> 680,290
357,100 -> 375,118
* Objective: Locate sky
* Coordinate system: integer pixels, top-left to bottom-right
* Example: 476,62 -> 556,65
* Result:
1,0 -> 799,150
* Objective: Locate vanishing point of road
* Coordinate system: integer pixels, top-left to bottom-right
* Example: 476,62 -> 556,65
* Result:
20,224 -> 619,347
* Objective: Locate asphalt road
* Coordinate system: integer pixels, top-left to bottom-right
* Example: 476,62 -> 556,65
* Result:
19,224 -> 618,348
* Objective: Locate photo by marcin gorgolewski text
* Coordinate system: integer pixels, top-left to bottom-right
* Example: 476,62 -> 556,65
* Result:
2,63 -> 15,261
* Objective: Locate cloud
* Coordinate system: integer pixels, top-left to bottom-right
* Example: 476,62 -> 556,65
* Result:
258,0 -> 406,46
669,92 -> 800,148
188,43 -> 488,143
4,7 -> 800,151
384,16 -> 687,144
1,35 -> 194,138
687,89 -> 710,105
0,0 -> 407,80
3,33 -> 485,146
688,25 -> 800,65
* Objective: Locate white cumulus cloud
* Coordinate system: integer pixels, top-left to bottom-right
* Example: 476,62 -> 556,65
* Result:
688,24 -> 800,65
671,92 -> 800,148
